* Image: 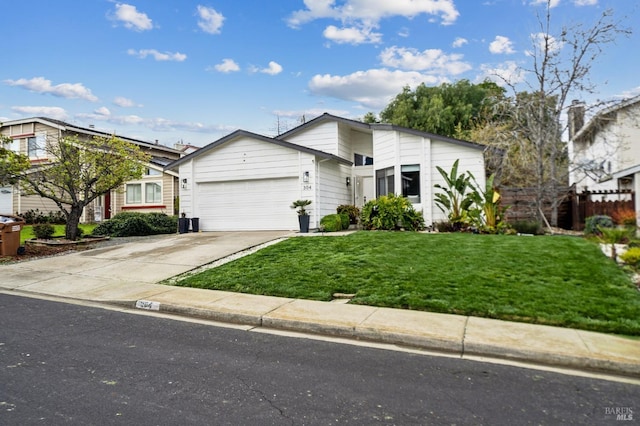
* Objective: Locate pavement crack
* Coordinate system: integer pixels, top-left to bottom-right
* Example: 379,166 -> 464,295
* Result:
461,316 -> 469,358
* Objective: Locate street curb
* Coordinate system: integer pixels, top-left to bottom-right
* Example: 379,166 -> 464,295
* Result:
129,300 -> 639,379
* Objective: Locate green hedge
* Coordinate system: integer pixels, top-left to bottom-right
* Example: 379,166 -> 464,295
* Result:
93,212 -> 178,237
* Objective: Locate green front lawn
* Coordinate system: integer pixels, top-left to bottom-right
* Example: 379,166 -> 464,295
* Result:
20,224 -> 98,244
174,232 -> 640,336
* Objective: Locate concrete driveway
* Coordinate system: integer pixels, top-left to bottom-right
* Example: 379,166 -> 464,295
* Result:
0,231 -> 291,295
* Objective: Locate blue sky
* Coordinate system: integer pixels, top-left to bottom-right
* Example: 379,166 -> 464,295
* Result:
1,0 -> 638,147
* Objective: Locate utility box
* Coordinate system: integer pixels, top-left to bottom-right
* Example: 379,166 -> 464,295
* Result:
0,215 -> 26,256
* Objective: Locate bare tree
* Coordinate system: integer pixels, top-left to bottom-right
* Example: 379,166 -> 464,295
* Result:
486,1 -> 630,226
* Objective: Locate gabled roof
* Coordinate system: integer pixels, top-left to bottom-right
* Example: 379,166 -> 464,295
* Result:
165,128 -> 353,170
278,113 -> 372,138
2,116 -> 182,155
572,94 -> 640,141
279,112 -> 486,151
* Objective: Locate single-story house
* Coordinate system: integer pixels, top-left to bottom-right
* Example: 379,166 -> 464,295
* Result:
166,113 -> 486,231
0,117 -> 183,221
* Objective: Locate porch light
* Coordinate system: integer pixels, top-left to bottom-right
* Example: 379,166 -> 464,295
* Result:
303,171 -> 310,183
346,177 -> 351,186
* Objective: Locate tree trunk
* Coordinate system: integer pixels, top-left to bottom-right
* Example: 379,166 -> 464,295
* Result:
65,205 -> 84,240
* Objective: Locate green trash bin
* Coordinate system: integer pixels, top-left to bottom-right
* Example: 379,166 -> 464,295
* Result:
0,215 -> 25,256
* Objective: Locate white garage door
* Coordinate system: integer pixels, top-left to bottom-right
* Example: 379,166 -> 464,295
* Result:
0,186 -> 13,214
196,178 -> 300,231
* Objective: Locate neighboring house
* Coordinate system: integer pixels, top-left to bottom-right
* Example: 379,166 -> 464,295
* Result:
167,113 -> 486,231
569,96 -> 640,197
0,117 -> 182,221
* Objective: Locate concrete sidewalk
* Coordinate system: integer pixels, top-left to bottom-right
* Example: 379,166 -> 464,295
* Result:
1,231 -> 639,380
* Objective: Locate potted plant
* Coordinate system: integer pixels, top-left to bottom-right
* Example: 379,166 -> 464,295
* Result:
291,199 -> 312,233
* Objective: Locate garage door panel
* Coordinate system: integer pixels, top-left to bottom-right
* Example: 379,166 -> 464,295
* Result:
196,178 -> 299,231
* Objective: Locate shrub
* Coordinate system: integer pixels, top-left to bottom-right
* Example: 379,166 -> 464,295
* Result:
621,247 -> 640,267
361,194 -> 425,231
336,205 -> 360,224
584,215 -> 614,235
611,207 -> 637,227
32,223 -> 55,240
320,214 -> 345,232
339,212 -> 350,230
512,220 -> 542,235
92,212 -> 177,237
21,209 -> 66,224
434,220 -> 456,232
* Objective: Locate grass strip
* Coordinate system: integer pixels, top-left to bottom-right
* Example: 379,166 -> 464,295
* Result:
175,232 -> 640,335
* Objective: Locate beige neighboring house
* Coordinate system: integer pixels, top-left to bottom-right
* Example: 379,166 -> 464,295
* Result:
0,117 -> 183,222
568,95 -> 640,214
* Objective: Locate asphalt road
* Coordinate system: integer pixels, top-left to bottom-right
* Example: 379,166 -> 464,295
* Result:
0,293 -> 637,425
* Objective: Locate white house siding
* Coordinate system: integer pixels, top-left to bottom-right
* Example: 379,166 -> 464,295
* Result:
182,136 -> 315,230
350,129 -> 374,159
372,130 -> 397,169
430,141 -> 485,224
317,161 -> 352,220
284,121 -> 339,155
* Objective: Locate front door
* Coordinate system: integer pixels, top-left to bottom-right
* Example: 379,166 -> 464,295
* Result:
355,176 -> 374,208
104,191 -> 112,219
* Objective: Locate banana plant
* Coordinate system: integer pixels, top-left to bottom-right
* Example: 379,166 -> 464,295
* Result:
434,159 -> 473,226
468,172 -> 505,232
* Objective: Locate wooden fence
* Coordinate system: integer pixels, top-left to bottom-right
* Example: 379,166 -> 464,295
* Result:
499,187 -> 635,230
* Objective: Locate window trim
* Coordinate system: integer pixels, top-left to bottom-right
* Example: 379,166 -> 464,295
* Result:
125,180 -> 164,206
401,164 -> 421,203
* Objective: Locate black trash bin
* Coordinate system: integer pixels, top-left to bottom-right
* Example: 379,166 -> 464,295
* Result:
191,218 -> 199,233
178,217 -> 190,234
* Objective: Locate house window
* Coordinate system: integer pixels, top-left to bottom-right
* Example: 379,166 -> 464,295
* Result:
376,167 -> 394,197
354,153 -> 374,166
8,139 -> 20,153
126,181 -> 163,205
27,133 -> 46,158
145,182 -> 162,203
402,165 -> 420,203
126,184 -> 142,204
145,168 -> 162,176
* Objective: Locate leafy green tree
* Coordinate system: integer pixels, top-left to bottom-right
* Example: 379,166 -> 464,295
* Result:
380,80 -> 506,139
15,134 -> 151,240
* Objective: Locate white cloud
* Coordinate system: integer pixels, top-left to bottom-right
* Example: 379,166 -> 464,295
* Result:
11,106 -> 68,120
258,61 -> 283,75
110,3 -> 153,31
309,68 -> 443,109
574,0 -> 597,5
287,0 -> 459,28
530,0 -> 560,7
197,5 -> 224,34
94,106 -> 111,117
127,49 -> 187,62
526,32 -> 563,56
75,111 -> 231,134
452,37 -> 468,48
478,61 -> 527,86
213,59 -> 240,73
379,46 -> 472,75
113,96 -> 141,108
489,35 -> 515,54
323,24 -> 382,45
4,77 -> 98,102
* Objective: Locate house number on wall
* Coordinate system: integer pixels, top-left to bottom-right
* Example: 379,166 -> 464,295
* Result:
302,184 -> 312,191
